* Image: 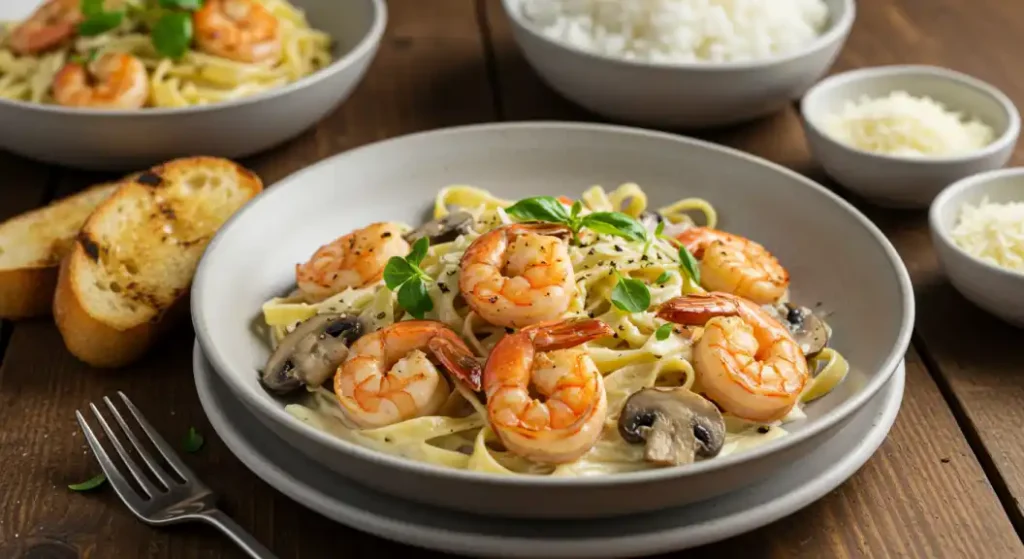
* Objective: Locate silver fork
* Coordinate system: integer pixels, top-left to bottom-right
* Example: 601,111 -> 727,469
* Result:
76,391 -> 276,559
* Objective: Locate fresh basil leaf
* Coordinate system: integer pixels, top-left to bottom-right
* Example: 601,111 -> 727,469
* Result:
183,427 -> 204,453
679,245 -> 701,285
397,279 -> 433,319
610,274 -> 650,313
505,196 -> 571,224
654,220 -> 665,238
654,323 -> 673,341
68,473 -> 106,491
151,12 -> 193,59
78,11 -> 124,36
406,237 -> 429,267
160,0 -> 204,9
383,257 -> 416,290
570,200 -> 583,219
655,271 -> 672,284
80,0 -> 105,16
581,212 -> 647,243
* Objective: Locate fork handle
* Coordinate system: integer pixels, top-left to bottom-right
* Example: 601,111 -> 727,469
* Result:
198,509 -> 277,559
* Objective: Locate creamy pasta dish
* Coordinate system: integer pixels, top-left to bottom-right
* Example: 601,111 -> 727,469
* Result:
257,184 -> 850,477
0,0 -> 332,109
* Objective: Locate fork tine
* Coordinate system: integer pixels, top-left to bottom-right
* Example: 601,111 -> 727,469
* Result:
103,396 -> 175,489
117,391 -> 200,483
76,410 -> 144,509
90,403 -> 161,498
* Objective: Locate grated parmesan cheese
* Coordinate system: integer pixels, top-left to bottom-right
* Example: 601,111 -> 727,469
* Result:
949,197 -> 1024,272
822,91 -> 995,157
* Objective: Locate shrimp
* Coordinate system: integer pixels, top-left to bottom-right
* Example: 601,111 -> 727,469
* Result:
484,318 -> 614,464
335,320 -> 482,429
296,222 -> 410,303
193,0 -> 282,64
657,293 -> 809,422
52,53 -> 149,109
459,223 -> 576,329
5,0 -> 81,56
676,227 -> 789,305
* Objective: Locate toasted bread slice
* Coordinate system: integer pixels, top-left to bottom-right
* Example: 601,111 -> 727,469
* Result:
0,183 -> 120,319
54,157 -> 263,368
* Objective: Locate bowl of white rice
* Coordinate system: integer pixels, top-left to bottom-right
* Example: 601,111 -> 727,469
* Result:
502,0 -> 855,128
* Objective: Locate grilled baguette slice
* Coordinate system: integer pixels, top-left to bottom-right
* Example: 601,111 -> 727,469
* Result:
0,183 -> 119,319
54,157 -> 263,367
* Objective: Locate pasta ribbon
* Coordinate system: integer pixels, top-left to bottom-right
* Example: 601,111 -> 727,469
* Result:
434,185 -> 511,219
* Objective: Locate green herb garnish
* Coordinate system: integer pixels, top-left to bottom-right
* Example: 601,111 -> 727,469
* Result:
68,473 -> 106,491
152,12 -> 193,59
78,10 -> 124,36
383,237 -> 434,319
610,271 -> 651,313
678,245 -> 701,285
159,0 -> 204,9
654,271 -> 672,284
654,323 -> 673,341
183,427 -> 204,453
505,196 -> 647,244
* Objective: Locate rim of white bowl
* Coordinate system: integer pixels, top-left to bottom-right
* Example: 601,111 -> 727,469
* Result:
930,167 -> 1024,280
800,64 -> 1022,164
0,0 -> 387,117
192,121 -> 916,487
498,0 -> 856,71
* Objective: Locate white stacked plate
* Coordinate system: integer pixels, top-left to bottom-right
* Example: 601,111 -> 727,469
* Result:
189,122 -> 915,553
194,342 -> 905,558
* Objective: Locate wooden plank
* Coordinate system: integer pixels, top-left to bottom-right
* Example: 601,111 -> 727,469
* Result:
0,0 -> 496,556
482,0 -> 1024,556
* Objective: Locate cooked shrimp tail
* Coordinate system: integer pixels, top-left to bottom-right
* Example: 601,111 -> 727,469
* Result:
427,335 -> 483,392
52,53 -> 149,109
521,318 -> 616,352
194,0 -> 282,63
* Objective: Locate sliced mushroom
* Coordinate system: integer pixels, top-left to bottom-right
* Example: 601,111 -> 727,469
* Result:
404,211 -> 474,245
765,302 -> 831,357
618,387 -> 726,466
261,314 -> 364,394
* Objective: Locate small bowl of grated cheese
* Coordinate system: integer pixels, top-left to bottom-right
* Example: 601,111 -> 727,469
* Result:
931,168 -> 1024,327
801,65 -> 1020,208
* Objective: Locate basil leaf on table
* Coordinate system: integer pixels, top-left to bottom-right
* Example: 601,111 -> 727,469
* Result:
505,196 -> 572,224
581,212 -> 647,243
68,473 -> 106,492
182,427 -> 204,453
152,12 -> 194,59
610,273 -> 651,313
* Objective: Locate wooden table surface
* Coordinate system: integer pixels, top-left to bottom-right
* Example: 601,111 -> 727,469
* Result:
3,0 -> 1024,557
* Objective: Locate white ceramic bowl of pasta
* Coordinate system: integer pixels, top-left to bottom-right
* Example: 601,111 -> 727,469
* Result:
192,122 -> 915,519
498,0 -> 854,129
0,0 -> 386,171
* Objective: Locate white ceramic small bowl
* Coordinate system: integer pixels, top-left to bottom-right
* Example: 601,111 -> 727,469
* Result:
192,122 -> 915,519
499,0 -> 854,129
801,65 -> 1021,209
930,168 -> 1024,327
0,0 -> 386,171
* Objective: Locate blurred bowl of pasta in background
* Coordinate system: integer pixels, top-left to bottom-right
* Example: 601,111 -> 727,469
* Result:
0,0 -> 386,170
191,122 -> 915,519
